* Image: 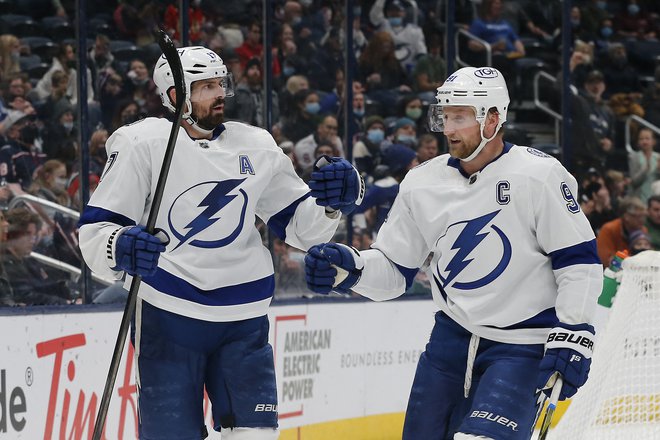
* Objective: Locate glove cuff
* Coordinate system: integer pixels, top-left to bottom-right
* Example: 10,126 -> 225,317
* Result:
545,325 -> 595,359
107,226 -> 130,270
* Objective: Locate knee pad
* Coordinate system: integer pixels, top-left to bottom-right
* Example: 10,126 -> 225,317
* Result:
454,433 -> 495,440
221,427 -> 280,440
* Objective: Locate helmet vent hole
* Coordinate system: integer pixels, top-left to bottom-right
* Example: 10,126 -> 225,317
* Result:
192,64 -> 206,68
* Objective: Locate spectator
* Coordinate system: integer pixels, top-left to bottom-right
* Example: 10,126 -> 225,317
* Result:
40,70 -> 71,121
42,101 -> 77,171
388,117 -> 418,148
224,57 -> 279,128
163,1 -> 206,44
235,21 -> 265,71
0,34 -> 21,80
596,196 -> 647,266
468,0 -> 526,83
369,0 -> 427,72
628,127 -> 659,204
641,66 -> 660,128
398,95 -> 426,133
353,115 -> 387,176
27,159 -> 70,206
614,0 -> 656,41
294,115 -> 344,173
571,70 -> 616,173
416,133 -> 440,163
598,43 -> 640,98
125,59 -> 162,118
604,169 -> 628,214
4,207 -> 72,305
110,99 -> 141,133
281,88 -> 321,143
520,2 -> 561,47
0,112 -> 47,189
645,195 -> 660,249
307,27 -> 344,92
300,141 -> 341,182
581,178 -> 616,234
628,229 -> 653,255
580,0 -> 611,40
99,72 -> 126,130
35,42 -> 94,105
593,16 -> 618,55
276,23 -> 307,85
358,31 -> 411,116
88,128 -> 109,176
279,74 -> 309,118
412,32 -> 446,103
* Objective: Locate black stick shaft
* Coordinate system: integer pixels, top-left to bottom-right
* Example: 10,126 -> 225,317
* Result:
92,30 -> 186,440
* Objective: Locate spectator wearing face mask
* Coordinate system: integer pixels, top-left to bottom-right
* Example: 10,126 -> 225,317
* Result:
27,160 -> 70,207
614,1 -> 655,41
0,112 -> 47,189
353,115 -> 387,177
281,88 -> 322,143
387,117 -> 418,149
580,0 -> 611,41
42,102 -> 78,171
398,95 -> 426,133
125,59 -> 162,118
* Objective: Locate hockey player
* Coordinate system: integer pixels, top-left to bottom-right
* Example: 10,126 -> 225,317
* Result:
78,46 -> 363,439
304,67 -> 602,439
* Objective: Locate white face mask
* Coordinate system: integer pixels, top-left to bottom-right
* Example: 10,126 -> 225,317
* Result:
55,177 -> 68,188
62,122 -> 74,131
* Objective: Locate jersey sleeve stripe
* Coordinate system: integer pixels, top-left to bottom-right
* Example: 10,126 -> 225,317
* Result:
549,239 -> 600,270
143,268 -> 275,306
78,206 -> 135,228
394,262 -> 418,291
266,192 -> 311,240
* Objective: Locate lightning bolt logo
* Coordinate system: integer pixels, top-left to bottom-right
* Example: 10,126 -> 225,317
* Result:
171,178 -> 247,250
439,210 -> 511,290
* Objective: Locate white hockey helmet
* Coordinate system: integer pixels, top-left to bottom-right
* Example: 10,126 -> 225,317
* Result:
428,66 -> 509,161
153,46 -> 234,131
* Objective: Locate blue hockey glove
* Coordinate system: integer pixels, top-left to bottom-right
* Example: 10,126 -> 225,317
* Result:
308,156 -> 365,215
536,322 -> 595,400
112,226 -> 168,277
305,243 -> 363,294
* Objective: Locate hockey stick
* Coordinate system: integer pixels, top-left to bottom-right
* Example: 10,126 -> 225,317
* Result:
537,374 -> 563,440
92,30 -> 186,440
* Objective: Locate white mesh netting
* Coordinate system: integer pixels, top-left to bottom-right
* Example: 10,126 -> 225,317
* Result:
549,250 -> 660,439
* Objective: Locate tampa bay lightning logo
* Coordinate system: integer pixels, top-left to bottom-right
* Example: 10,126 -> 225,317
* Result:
168,179 -> 248,250
437,210 -> 511,290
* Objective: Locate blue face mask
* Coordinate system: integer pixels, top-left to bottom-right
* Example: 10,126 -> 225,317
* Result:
367,128 -> 384,144
601,26 -> 613,38
283,65 -> 296,76
397,134 -> 416,145
388,17 -> 403,27
305,102 -> 321,114
628,4 -> 640,15
354,108 -> 365,117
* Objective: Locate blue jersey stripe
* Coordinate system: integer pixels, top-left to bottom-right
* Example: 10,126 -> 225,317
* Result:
267,193 -> 311,240
78,206 -> 135,228
550,239 -> 600,270
486,307 -> 558,330
143,268 -> 275,306
394,262 -> 418,291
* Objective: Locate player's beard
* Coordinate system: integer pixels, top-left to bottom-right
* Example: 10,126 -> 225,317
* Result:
193,98 -> 225,130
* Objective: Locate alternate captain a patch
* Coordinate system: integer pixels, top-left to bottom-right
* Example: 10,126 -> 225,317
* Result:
239,155 -> 255,175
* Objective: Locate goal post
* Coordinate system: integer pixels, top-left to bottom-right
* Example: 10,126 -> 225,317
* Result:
549,250 -> 660,439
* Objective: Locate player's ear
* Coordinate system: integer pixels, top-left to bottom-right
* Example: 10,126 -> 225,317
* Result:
167,87 -> 177,107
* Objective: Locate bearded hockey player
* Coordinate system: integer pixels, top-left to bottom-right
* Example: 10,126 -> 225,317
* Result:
79,46 -> 363,439
305,66 -> 602,439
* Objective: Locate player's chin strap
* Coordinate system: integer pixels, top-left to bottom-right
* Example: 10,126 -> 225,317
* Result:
460,121 -> 502,162
185,114 -> 214,136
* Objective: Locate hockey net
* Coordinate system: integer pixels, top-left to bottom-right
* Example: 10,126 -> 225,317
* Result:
549,250 -> 660,439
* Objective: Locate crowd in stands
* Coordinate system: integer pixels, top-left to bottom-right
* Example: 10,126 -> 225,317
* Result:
1,0 -> 660,304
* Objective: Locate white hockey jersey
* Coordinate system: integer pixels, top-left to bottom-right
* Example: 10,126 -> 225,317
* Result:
356,143 -> 603,344
79,118 -> 340,322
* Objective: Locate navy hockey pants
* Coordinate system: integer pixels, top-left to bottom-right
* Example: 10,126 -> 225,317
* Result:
131,299 -> 278,440
403,311 -> 545,440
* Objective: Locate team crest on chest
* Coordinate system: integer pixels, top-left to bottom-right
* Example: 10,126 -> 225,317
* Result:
436,210 -> 512,290
168,179 -> 249,250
